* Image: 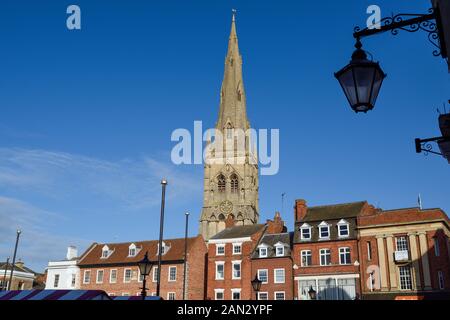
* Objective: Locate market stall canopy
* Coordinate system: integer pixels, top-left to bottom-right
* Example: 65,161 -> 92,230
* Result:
0,290 -> 111,300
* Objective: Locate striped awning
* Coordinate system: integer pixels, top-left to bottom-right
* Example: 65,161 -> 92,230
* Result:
0,290 -> 111,300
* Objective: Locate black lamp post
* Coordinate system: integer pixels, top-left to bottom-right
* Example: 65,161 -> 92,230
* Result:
156,179 -> 167,297
1,257 -> 9,291
251,275 -> 262,300
138,251 -> 153,300
335,39 -> 386,113
8,229 -> 21,291
308,286 -> 317,300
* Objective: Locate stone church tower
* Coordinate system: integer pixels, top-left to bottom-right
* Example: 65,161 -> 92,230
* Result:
199,13 -> 259,240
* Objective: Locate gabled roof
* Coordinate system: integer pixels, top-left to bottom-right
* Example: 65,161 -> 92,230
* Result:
78,236 -> 203,266
302,201 -> 367,222
210,224 -> 265,240
0,262 -> 36,275
251,232 -> 293,259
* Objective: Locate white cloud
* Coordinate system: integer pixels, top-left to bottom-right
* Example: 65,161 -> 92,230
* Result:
0,148 -> 202,271
0,147 -> 201,211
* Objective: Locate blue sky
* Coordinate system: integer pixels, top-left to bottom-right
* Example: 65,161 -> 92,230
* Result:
0,0 -> 449,271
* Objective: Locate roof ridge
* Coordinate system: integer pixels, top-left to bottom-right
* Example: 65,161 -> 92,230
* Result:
309,201 -> 366,209
98,236 -> 198,246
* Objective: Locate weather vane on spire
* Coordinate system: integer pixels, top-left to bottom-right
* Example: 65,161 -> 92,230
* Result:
232,9 -> 237,21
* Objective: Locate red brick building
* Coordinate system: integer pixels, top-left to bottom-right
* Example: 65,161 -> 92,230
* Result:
206,213 -> 287,300
78,235 -> 207,300
358,206 -> 450,299
251,228 -> 294,300
292,199 -> 376,300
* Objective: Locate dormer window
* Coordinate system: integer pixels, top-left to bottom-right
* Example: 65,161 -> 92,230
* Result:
101,245 -> 111,259
300,223 -> 312,240
157,241 -> 170,256
318,221 -> 330,239
128,243 -> 138,257
259,247 -> 268,258
274,244 -> 285,257
337,219 -> 350,238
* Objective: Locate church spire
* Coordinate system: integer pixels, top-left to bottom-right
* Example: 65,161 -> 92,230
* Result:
216,10 -> 249,131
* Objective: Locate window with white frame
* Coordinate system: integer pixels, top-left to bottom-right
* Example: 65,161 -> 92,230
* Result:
216,262 -> 224,280
318,222 -> 330,239
396,237 -> 408,251
259,247 -> 268,258
337,219 -> 349,237
300,224 -> 311,240
168,266 -> 177,282
231,289 -> 241,300
110,269 -> 117,283
233,243 -> 242,255
54,274 -> 60,288
399,265 -> 413,290
124,269 -> 132,283
257,269 -> 268,284
122,293 -> 130,296
274,292 -> 285,300
215,289 -> 224,300
275,245 -> 285,257
152,267 -> 159,282
71,274 -> 76,287
157,241 -> 169,256
320,248 -> 331,266
434,238 -> 440,256
96,270 -> 104,283
216,244 -> 225,256
301,250 -> 312,267
367,241 -> 372,261
438,271 -> 445,290
128,244 -> 137,257
167,292 -> 176,300
83,270 -> 91,284
138,269 -> 143,282
101,245 -> 110,258
232,261 -> 241,279
274,269 -> 285,284
339,247 -> 351,265
258,292 -> 268,300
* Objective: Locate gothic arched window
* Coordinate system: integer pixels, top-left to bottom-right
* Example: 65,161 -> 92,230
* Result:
230,174 -> 239,193
218,174 -> 226,192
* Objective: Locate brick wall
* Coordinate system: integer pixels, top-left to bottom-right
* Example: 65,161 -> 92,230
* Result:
251,257 -> 293,300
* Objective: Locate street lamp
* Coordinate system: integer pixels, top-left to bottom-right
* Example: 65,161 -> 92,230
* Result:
251,275 -> 262,300
336,5 -> 448,113
8,229 -> 21,291
138,251 -> 153,300
335,39 -> 386,113
156,179 -> 167,297
415,101 -> 450,163
308,286 -> 317,300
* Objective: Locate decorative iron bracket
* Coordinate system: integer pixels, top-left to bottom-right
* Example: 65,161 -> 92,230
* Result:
415,136 -> 447,156
353,8 -> 445,58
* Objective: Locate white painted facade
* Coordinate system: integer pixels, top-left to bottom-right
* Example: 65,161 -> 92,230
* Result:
45,247 -> 80,290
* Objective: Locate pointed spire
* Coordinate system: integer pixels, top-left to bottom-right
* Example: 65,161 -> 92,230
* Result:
216,10 -> 249,131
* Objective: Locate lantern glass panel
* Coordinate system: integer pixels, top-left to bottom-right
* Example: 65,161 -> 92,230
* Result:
337,68 -> 357,106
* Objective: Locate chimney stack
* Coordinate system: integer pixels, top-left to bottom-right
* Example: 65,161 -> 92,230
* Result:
15,259 -> 24,268
66,246 -> 78,260
295,199 -> 308,222
266,212 -> 286,234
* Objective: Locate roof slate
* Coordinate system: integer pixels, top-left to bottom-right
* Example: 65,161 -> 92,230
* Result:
302,201 -> 367,222
78,236 -> 201,266
210,224 -> 265,240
